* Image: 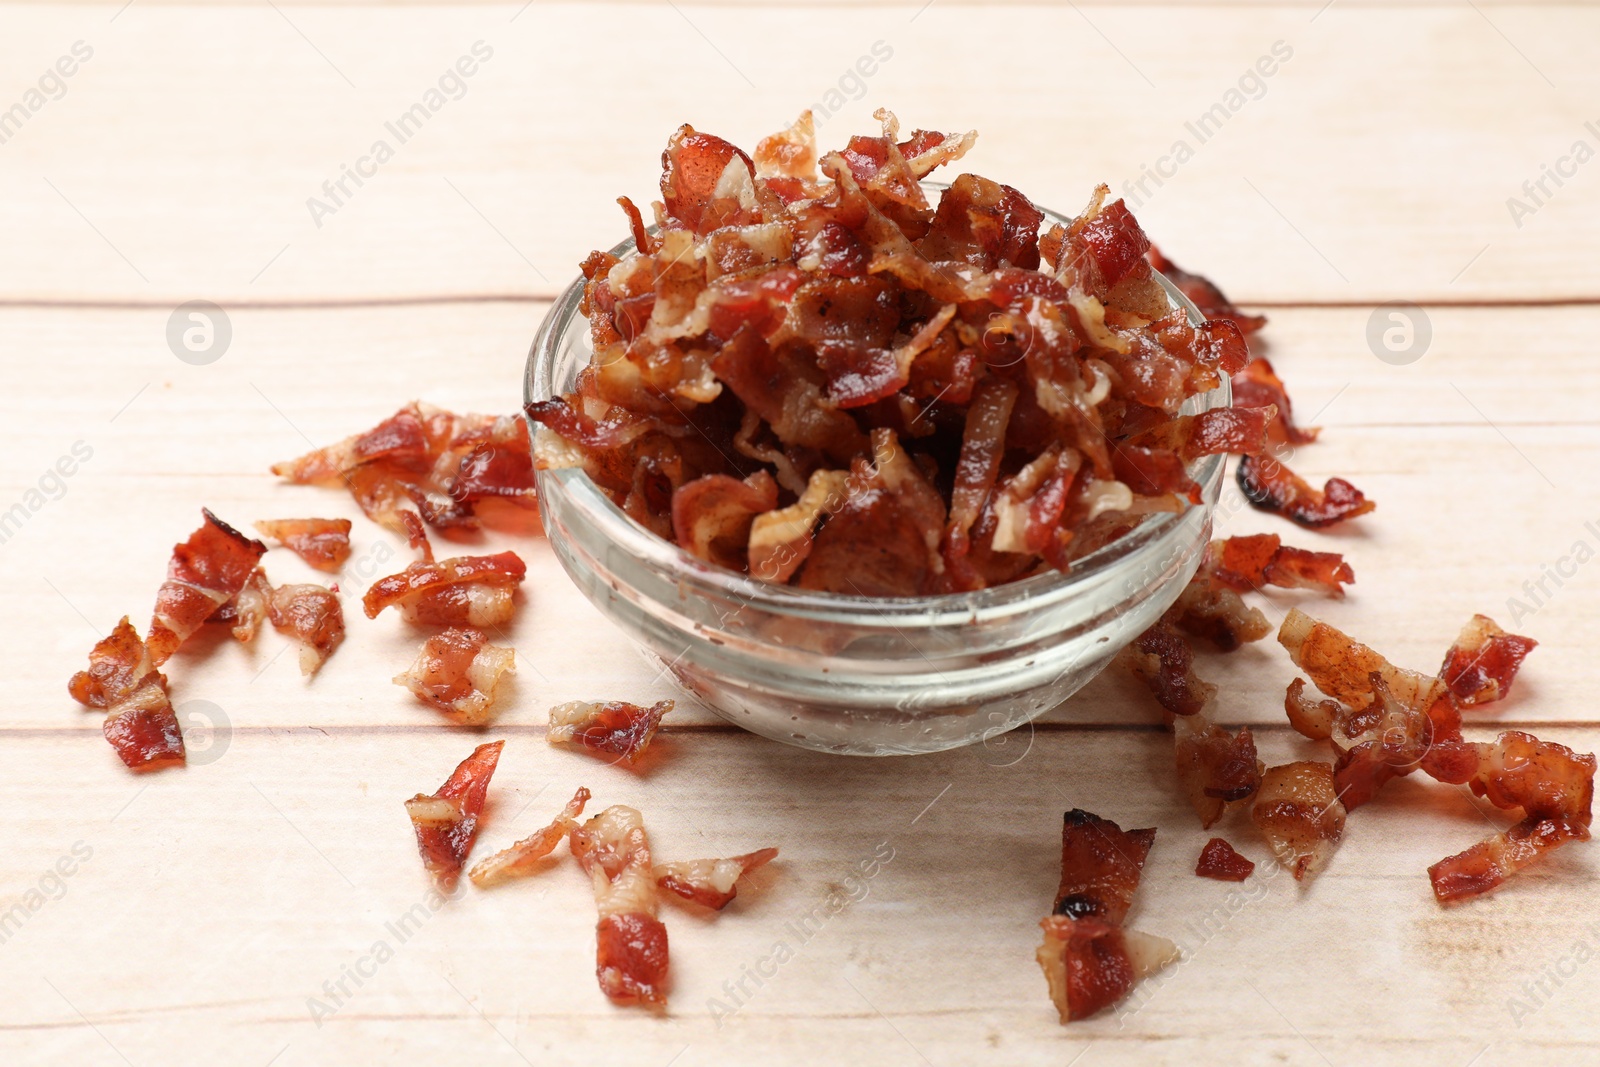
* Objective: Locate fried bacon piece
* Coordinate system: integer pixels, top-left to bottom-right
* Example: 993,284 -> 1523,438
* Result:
534,114 -> 1259,595
1036,806 -> 1178,1023
393,627 -> 516,726
1167,562 -> 1272,653
253,518 -> 352,573
654,848 -> 779,910
1429,818 -> 1590,904
1237,453 -> 1375,529
68,617 -> 186,770
1195,838 -> 1255,881
272,403 -> 535,539
1145,246 -> 1266,336
571,805 -> 670,1007
1278,609 -> 1452,719
548,699 -> 673,765
1051,809 -> 1156,924
266,582 -> 344,676
468,787 -> 591,888
1231,358 -> 1319,446
1175,714 -> 1262,828
1207,533 -> 1353,597
404,740 -> 504,885
212,566 -> 271,643
362,550 -> 526,626
147,509 -> 267,664
1438,614 -> 1537,706
1251,761 -> 1346,880
1121,619 -> 1216,718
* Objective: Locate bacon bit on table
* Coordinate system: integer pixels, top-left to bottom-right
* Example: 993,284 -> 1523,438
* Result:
1438,614 -> 1537,706
68,616 -> 186,770
571,805 -> 670,1007
1251,761 -> 1347,880
266,582 -> 344,676
253,517 -> 353,573
1036,808 -> 1177,1023
1236,454 -> 1375,529
1230,357 -> 1319,445
147,509 -> 267,664
1145,246 -> 1267,336
1195,838 -> 1255,881
548,699 -> 673,765
404,741 -> 504,886
362,550 -> 526,627
654,848 -> 779,910
469,787 -> 591,888
393,627 -> 515,726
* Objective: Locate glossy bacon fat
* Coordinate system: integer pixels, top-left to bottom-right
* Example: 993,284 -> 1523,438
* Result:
469,787 -> 591,888
69,617 -> 186,770
571,805 -> 669,1007
1438,614 -> 1536,706
654,848 -> 779,910
1052,809 -> 1156,925
1251,761 -> 1347,880
363,550 -> 526,626
272,403 -> 537,540
148,509 -> 267,664
253,518 -> 352,573
530,111 -> 1256,595
393,627 -> 516,726
405,740 -> 503,885
548,699 -> 673,765
267,582 -> 345,676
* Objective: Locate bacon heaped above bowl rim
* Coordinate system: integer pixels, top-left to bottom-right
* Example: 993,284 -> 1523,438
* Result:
527,109 -> 1264,596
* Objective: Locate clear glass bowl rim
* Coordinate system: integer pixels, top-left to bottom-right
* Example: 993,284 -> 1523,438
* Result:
524,187 -> 1229,628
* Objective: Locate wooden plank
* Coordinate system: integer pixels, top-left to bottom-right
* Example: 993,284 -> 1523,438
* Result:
1,4 -> 1597,304
1,726 -> 1595,1065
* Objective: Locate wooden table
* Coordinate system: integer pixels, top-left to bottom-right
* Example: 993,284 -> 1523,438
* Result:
4,3 -> 1598,1064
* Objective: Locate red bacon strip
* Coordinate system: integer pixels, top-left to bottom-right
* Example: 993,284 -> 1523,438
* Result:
1051,809 -> 1156,925
571,805 -> 670,1007
393,627 -> 516,726
1251,761 -> 1347,880
1195,838 -> 1255,881
253,518 -> 352,573
148,509 -> 267,665
363,551 -> 526,626
266,582 -> 344,676
404,740 -> 504,886
1439,614 -> 1537,706
654,848 -> 779,910
1231,358 -> 1318,445
548,699 -> 673,765
68,617 -> 186,770
1237,453 -> 1375,529
469,787 -> 591,888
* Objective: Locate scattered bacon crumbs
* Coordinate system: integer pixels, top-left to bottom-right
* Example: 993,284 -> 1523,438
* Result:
548,699 -> 673,765
469,787 -> 591,888
254,517 -> 353,573
362,550 -> 527,626
1052,809 -> 1155,924
529,109 -> 1255,594
1195,838 -> 1254,881
571,805 -> 670,1008
266,582 -> 345,676
405,741 -> 504,886
393,627 -> 516,726
1207,533 -> 1353,597
1439,614 -> 1537,706
1036,808 -> 1177,1023
1236,453 -> 1375,529
1251,761 -> 1347,880
68,617 -> 185,770
271,403 -> 536,540
654,848 -> 779,910
148,509 -> 267,664
1145,246 -> 1266,336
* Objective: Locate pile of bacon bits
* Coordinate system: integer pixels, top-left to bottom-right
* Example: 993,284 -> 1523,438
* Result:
404,740 -> 777,1008
526,109 -> 1296,595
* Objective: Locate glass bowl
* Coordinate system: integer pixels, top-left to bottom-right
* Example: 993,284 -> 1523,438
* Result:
525,199 -> 1228,756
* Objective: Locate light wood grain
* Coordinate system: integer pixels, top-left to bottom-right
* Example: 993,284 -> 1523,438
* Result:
4,2 -> 1599,1064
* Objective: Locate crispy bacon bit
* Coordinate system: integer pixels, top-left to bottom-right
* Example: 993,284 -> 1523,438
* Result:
1122,619 -> 1216,718
212,566 -> 271,643
1052,810 -> 1156,924
1251,762 -> 1346,880
1439,614 -> 1537,706
534,115 -> 1255,594
572,805 -> 669,1007
393,627 -> 516,726
1145,246 -> 1266,336
548,699 -> 673,765
1231,358 -> 1318,445
253,518 -> 352,573
1208,533 -> 1354,597
272,403 -> 535,540
1175,714 -> 1262,828
404,740 -> 504,885
1429,817 -> 1590,903
654,848 -> 779,910
68,617 -> 186,770
469,787 -> 591,888
1196,838 -> 1255,881
1237,453 -> 1375,529
147,509 -> 267,664
266,582 -> 344,676
362,550 -> 526,626
1167,561 -> 1272,653
1278,608 -> 1450,718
